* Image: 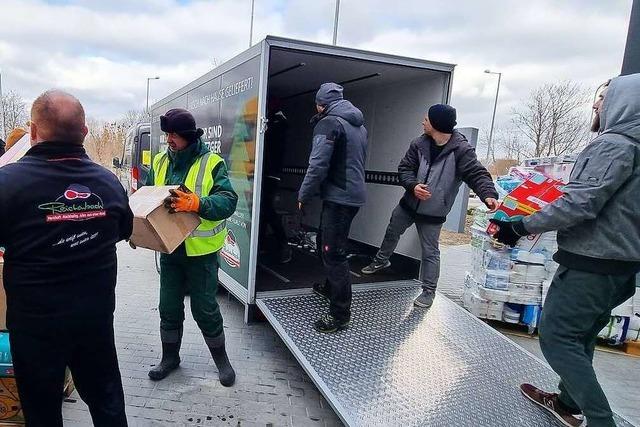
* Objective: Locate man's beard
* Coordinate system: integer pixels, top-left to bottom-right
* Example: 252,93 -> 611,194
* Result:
591,113 -> 601,133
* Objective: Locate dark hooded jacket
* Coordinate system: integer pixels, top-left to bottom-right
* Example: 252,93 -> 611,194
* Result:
523,73 -> 640,275
398,130 -> 497,222
298,100 -> 368,207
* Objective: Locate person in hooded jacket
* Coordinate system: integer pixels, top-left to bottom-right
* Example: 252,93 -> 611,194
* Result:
490,74 -> 640,427
298,82 -> 368,333
361,104 -> 498,309
145,108 -> 238,386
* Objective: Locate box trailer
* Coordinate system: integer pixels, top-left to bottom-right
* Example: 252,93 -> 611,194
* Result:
150,36 -> 465,313
149,37 -> 633,426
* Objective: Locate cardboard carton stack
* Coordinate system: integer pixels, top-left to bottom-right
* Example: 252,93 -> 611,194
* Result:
463,170 -> 563,330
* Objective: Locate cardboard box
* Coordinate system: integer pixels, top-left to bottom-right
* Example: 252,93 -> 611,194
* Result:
487,172 -> 564,236
0,333 -> 73,425
129,186 -> 201,253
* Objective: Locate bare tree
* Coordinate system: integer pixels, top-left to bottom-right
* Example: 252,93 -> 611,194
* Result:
512,81 -> 591,157
84,119 -> 121,167
496,127 -> 529,162
477,126 -> 495,162
1,91 -> 29,139
120,109 -> 146,129
84,109 -> 146,167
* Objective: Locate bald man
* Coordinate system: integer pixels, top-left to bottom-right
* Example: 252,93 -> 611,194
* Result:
0,90 -> 132,426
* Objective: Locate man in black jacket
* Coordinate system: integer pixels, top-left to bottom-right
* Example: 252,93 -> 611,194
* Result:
0,90 -> 132,426
362,104 -> 498,308
298,83 -> 368,333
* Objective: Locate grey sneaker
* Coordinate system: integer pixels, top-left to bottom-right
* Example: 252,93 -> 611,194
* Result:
361,259 -> 391,275
414,290 -> 435,308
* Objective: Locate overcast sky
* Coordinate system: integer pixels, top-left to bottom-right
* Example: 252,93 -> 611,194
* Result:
0,0 -> 632,137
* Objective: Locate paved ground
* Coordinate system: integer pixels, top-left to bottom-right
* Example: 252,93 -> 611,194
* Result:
62,243 -> 342,426
438,245 -> 640,426
61,243 -> 639,426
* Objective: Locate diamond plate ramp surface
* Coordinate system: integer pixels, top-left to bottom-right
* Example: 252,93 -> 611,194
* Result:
257,284 -> 634,427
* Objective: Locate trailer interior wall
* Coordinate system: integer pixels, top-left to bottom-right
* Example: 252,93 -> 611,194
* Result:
266,47 -> 450,260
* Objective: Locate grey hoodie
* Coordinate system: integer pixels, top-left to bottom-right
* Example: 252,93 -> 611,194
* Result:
298,100 -> 368,207
523,73 -> 640,274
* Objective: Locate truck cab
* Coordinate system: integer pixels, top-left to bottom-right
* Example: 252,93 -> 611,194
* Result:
114,122 -> 151,194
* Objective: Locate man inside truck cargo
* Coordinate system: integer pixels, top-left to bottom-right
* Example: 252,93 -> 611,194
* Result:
145,108 -> 239,387
490,74 -> 640,427
298,82 -> 368,333
0,90 -> 132,426
361,104 -> 498,309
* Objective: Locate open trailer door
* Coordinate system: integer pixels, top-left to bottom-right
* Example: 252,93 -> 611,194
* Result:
150,37 -> 633,426
252,38 -> 634,427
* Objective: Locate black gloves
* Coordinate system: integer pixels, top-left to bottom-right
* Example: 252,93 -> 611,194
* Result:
488,219 -> 529,247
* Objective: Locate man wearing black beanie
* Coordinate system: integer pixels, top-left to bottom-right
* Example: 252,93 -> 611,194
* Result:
144,108 -> 239,387
362,104 -> 498,309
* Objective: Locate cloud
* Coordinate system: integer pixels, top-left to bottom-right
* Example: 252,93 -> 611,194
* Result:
0,0 -> 632,136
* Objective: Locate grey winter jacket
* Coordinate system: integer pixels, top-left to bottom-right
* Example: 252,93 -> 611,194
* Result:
523,73 -> 640,271
398,131 -> 497,218
298,100 -> 368,207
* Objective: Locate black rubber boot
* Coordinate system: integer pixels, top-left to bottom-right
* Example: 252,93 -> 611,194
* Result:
205,333 -> 236,387
148,328 -> 182,381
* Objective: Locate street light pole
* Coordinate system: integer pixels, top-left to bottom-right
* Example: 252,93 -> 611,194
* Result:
484,69 -> 502,161
332,0 -> 340,45
146,76 -> 160,116
249,0 -> 255,47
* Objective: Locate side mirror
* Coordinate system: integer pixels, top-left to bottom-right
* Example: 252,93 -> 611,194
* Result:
112,157 -> 121,168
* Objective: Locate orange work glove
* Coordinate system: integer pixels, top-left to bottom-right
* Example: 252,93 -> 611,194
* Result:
164,185 -> 200,214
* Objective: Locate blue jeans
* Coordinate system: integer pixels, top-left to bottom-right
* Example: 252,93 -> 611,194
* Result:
318,201 -> 359,321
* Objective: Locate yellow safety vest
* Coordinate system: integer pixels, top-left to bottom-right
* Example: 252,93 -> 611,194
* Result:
152,151 -> 227,256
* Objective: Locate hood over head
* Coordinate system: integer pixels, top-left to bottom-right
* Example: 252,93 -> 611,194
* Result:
323,100 -> 364,127
600,73 -> 640,141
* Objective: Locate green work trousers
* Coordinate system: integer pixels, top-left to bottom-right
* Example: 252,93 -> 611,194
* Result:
539,266 -> 637,427
159,247 -> 224,339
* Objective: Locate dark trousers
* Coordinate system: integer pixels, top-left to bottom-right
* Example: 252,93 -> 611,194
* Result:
9,317 -> 127,427
318,201 -> 359,321
159,249 -> 224,339
260,178 -> 288,248
539,266 -> 637,427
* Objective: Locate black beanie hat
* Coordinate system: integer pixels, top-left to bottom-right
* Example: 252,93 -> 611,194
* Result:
428,104 -> 457,133
160,108 -> 204,143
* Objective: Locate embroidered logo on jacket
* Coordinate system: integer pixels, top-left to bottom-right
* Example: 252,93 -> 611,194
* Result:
38,184 -> 107,222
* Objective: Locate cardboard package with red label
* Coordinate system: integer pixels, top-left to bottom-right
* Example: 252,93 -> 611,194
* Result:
487,172 -> 565,248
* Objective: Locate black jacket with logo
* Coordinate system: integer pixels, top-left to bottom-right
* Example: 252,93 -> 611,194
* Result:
0,142 -> 133,330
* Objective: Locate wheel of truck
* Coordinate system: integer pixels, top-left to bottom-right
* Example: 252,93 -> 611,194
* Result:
155,251 -> 161,274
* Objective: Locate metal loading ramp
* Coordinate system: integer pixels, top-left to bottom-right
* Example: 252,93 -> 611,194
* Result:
256,282 -> 634,427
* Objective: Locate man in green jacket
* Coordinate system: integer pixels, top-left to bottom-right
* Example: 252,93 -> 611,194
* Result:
145,108 -> 238,386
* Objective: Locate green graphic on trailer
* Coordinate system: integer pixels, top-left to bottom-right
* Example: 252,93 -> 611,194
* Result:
189,56 -> 260,291
154,55 -> 260,292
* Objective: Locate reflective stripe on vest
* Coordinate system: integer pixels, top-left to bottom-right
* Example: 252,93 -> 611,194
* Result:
152,151 -> 227,257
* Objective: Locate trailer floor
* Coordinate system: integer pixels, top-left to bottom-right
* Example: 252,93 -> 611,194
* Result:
256,244 -> 418,292
257,282 -> 635,427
